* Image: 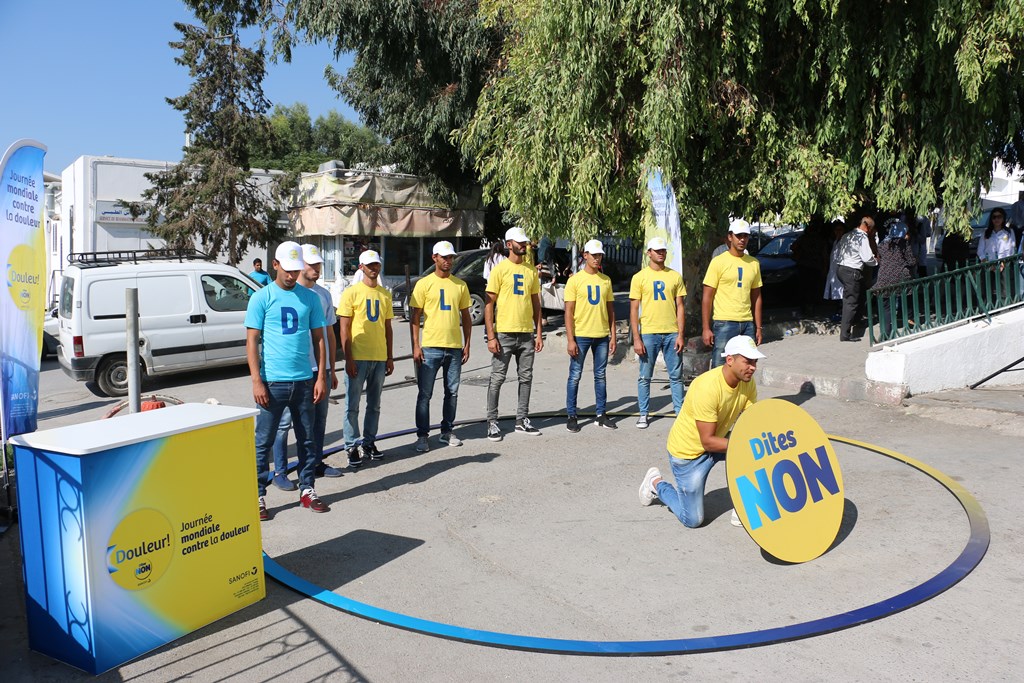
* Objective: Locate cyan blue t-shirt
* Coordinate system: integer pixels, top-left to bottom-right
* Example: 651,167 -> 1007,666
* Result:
248,270 -> 271,286
244,283 -> 326,381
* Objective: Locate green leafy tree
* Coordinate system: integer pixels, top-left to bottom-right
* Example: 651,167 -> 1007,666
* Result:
460,0 -> 1024,246
131,6 -> 287,266
235,0 -> 506,231
248,103 -> 387,172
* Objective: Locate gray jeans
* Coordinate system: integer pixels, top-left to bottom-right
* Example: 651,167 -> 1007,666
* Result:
487,332 -> 535,421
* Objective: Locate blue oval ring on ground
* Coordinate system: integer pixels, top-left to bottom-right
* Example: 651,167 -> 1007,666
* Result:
263,433 -> 990,656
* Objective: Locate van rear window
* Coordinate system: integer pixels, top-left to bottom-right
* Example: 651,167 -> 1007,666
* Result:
59,276 -> 75,319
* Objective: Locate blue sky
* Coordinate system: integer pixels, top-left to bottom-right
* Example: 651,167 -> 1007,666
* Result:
0,1 -> 356,174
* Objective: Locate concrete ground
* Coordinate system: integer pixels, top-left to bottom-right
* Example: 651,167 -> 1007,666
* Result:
1,324 -> 1021,681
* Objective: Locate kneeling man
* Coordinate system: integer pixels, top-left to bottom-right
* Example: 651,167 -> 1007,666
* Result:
638,335 -> 765,527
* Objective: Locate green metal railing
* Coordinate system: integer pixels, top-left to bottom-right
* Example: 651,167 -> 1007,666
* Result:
867,253 -> 1024,345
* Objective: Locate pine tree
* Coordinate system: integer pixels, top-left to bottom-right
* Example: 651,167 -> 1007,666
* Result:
134,10 -> 286,266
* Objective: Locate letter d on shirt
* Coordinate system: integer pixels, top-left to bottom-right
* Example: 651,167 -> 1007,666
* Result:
281,307 -> 298,334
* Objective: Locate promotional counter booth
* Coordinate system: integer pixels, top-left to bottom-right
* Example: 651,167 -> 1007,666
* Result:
10,403 -> 264,674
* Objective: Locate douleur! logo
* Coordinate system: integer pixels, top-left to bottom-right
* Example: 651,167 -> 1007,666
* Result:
106,508 -> 175,590
6,244 -> 42,312
727,399 -> 845,563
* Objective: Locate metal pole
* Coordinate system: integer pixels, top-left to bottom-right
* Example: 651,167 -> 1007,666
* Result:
126,289 -> 141,414
405,264 -> 419,369
969,355 -> 1024,390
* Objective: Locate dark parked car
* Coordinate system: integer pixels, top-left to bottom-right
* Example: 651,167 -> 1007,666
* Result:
391,249 -> 488,325
936,207 -> 1002,264
754,232 -> 802,304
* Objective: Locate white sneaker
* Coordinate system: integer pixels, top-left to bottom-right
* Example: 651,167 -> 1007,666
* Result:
439,432 -> 463,447
635,414 -> 649,429
639,467 -> 661,506
415,436 -> 429,453
730,509 -> 743,527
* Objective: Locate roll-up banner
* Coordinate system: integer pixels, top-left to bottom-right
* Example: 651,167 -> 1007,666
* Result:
0,139 -> 46,442
646,169 -> 683,275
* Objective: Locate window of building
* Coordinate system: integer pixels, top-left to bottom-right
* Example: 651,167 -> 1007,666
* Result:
321,236 -> 338,282
383,237 -> 425,276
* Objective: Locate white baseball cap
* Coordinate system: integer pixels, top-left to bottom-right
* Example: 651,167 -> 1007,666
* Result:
358,249 -> 382,266
504,227 -> 529,243
583,239 -> 604,254
432,240 -> 456,256
729,221 -> 752,235
646,236 -> 668,251
300,244 -> 323,265
722,335 -> 767,359
274,241 -> 303,271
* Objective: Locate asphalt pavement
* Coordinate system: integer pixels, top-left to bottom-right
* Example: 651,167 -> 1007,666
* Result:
2,323 -> 1021,681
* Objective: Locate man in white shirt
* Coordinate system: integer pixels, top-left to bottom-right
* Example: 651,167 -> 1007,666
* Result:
835,216 -> 878,342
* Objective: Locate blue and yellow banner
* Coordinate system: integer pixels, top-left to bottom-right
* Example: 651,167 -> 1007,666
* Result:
1,139 -> 47,439
645,169 -> 683,275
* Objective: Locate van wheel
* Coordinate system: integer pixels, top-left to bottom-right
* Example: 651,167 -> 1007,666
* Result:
96,354 -> 133,397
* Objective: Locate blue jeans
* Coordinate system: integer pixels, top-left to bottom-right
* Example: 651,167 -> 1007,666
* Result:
254,380 -> 317,496
344,360 -> 386,448
711,320 -> 756,368
637,332 -> 684,415
272,408 -> 292,473
416,347 -> 462,437
655,451 -> 725,528
566,336 -> 609,416
273,399 -> 330,473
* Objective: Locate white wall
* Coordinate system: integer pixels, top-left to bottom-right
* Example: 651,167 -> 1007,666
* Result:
54,155 -> 274,296
866,306 -> 1024,394
982,161 -> 1024,207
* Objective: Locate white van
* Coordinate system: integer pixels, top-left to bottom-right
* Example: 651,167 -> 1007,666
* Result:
57,251 -> 261,396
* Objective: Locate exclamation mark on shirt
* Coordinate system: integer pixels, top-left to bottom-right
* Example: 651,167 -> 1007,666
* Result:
737,267 -> 743,288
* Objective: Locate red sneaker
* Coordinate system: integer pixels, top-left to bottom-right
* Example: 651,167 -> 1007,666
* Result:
259,496 -> 270,521
300,488 -> 330,513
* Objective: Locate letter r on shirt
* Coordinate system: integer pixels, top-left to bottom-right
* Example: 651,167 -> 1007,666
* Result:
653,280 -> 666,301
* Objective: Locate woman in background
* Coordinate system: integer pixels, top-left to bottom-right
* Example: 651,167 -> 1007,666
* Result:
873,223 -> 917,337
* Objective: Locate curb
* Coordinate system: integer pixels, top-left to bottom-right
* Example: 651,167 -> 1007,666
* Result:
758,366 -> 908,405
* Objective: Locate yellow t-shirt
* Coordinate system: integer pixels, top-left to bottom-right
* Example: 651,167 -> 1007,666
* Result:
410,272 -> 470,349
565,270 -> 613,338
337,282 -> 394,361
702,252 -> 762,322
667,367 -> 757,460
628,267 -> 686,334
486,258 -> 540,333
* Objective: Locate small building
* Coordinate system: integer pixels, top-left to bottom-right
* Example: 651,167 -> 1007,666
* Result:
289,161 -> 485,294
50,156 -> 484,308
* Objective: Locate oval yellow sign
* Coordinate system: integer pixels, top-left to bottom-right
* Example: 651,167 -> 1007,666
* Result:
727,399 -> 844,563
